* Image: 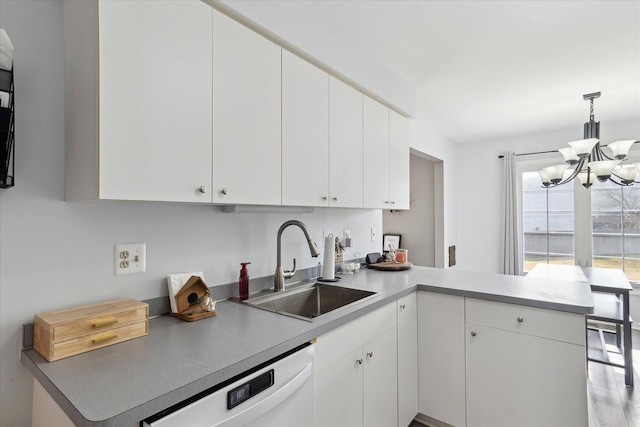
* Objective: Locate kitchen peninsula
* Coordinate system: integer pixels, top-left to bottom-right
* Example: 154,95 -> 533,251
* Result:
22,266 -> 593,427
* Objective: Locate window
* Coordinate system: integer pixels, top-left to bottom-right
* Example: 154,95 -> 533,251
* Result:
591,181 -> 640,282
522,171 -> 575,271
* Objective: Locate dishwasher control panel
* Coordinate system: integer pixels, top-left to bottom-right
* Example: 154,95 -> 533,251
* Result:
228,369 -> 274,409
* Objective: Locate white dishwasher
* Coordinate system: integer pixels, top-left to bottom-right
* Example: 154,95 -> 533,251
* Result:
144,343 -> 315,427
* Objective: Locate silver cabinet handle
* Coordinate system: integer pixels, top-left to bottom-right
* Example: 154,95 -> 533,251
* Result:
322,196 -> 328,201
332,196 -> 338,202
390,201 -> 395,204
470,331 -> 477,337
367,351 -> 373,358
356,358 -> 363,365
198,186 -> 207,194
517,317 -> 524,323
221,187 -> 229,195
400,304 -> 406,310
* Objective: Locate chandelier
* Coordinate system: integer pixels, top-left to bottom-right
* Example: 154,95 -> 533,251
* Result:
538,92 -> 639,189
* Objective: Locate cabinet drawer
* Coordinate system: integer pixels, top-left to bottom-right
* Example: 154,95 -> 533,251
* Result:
34,298 -> 149,361
48,321 -> 148,362
465,298 -> 584,345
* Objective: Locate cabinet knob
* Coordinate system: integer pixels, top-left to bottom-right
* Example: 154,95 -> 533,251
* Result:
517,317 -> 524,323
390,200 -> 395,204
384,201 -> 390,204
470,330 -> 477,337
367,351 -> 374,358
221,187 -> 229,195
356,358 -> 363,365
332,196 -> 338,202
400,304 -> 406,310
322,196 -> 328,201
198,186 -> 207,194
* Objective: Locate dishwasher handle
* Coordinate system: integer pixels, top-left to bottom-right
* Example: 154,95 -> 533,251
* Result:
210,362 -> 313,427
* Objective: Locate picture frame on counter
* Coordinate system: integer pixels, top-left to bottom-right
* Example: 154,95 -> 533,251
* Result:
383,234 -> 401,253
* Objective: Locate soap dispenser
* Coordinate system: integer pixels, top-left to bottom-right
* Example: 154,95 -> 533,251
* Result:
239,262 -> 251,300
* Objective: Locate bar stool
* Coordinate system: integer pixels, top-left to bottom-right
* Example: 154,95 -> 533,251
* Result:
586,292 -> 634,387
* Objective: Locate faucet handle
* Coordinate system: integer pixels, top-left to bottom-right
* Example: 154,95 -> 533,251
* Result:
283,258 -> 297,279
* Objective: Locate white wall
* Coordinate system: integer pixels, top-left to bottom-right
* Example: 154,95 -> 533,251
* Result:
454,118 -> 640,273
0,1 -> 385,425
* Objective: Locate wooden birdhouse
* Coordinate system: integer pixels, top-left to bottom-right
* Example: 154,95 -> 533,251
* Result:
173,276 -> 217,321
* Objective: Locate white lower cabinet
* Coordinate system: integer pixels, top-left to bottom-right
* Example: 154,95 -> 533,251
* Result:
418,292 -> 588,427
417,292 -> 466,427
397,293 -> 418,427
315,302 -> 398,427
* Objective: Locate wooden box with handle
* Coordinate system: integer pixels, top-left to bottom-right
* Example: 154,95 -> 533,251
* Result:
33,298 -> 148,362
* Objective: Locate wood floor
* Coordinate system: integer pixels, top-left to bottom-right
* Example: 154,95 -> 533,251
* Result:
410,328 -> 640,427
587,328 -> 640,427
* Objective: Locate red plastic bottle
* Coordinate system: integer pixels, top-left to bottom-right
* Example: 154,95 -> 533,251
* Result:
239,262 -> 251,300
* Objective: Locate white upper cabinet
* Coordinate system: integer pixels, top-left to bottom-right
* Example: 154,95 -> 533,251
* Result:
363,96 -> 411,209
389,110 -> 410,209
363,96 -> 390,209
212,11 -> 282,205
65,0 -> 213,202
65,2 -> 408,208
329,77 -> 364,208
282,51 -> 329,207
282,57 -> 364,208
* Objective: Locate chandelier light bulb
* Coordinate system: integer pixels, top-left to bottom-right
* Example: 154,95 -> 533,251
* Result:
577,169 -> 596,188
542,165 -> 569,184
567,138 -> 599,159
614,164 -> 639,184
558,147 -> 579,165
537,170 -> 552,187
587,160 -> 621,182
607,140 -> 636,160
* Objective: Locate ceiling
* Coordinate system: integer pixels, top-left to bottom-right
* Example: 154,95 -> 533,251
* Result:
308,0 -> 640,144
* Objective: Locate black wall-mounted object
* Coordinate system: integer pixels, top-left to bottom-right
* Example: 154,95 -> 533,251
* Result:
449,245 -> 456,267
0,68 -> 14,189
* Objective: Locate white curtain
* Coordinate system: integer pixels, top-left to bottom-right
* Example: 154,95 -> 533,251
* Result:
499,152 -> 522,275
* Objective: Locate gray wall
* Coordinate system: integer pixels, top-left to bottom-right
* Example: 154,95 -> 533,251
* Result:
383,154 -> 436,266
0,2 -> 383,425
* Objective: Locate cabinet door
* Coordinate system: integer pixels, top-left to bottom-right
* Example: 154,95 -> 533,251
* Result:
315,348 -> 363,427
329,77 -> 363,208
397,293 -> 418,427
417,292 -> 466,427
212,11 -> 281,205
282,51 -> 329,207
363,96 -> 390,209
364,327 -> 398,427
98,0 -> 213,202
389,110 -> 410,209
466,324 -> 588,427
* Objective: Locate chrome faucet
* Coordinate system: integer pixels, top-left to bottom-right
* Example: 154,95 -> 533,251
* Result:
275,220 -> 321,291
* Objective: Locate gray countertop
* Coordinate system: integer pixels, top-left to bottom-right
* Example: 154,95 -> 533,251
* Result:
21,266 -> 593,426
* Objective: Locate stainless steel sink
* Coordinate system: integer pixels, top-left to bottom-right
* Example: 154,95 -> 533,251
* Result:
244,282 -> 377,321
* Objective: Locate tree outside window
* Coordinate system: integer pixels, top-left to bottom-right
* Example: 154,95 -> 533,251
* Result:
591,181 -> 640,282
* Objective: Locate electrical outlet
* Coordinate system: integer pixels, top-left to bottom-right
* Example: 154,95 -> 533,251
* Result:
343,229 -> 351,247
371,227 -> 377,242
114,243 -> 146,276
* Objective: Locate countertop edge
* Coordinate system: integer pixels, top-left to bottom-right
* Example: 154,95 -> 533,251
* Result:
416,284 -> 594,314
